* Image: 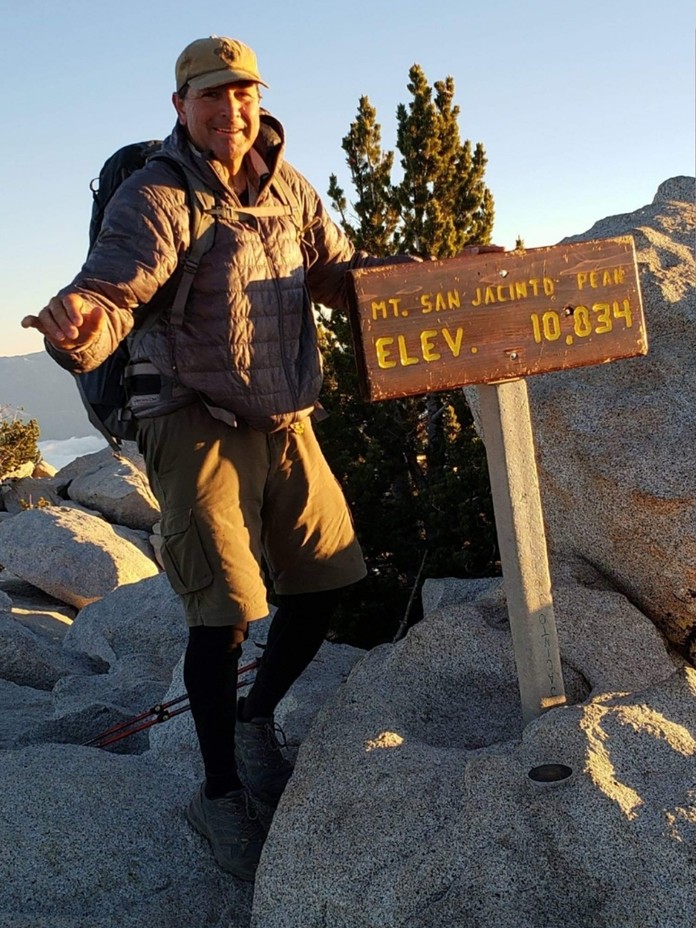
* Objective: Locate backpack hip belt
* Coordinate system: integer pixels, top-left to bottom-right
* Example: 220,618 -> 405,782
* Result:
124,361 -> 194,412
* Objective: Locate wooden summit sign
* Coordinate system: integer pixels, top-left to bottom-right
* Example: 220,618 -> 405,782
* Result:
346,236 -> 647,401
347,234 -> 648,726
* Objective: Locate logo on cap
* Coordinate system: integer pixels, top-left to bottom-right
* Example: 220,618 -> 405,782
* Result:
215,39 -> 241,67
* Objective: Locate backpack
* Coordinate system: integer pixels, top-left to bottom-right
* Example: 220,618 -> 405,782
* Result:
76,140 -> 303,450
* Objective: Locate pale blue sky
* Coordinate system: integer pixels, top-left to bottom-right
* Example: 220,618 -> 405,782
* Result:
2,0 -> 693,357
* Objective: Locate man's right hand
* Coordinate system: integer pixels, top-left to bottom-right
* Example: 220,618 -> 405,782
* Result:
21,293 -> 106,350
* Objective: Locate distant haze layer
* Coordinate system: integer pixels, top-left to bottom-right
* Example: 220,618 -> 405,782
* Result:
38,436 -> 108,470
0,352 -> 100,442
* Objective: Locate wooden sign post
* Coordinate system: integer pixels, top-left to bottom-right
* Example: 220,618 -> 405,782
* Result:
346,237 -> 647,725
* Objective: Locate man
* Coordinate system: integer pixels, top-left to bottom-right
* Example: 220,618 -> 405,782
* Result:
22,36 -> 411,881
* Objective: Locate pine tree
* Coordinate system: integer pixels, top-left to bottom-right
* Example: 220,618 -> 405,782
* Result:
327,96 -> 398,255
319,65 -> 500,646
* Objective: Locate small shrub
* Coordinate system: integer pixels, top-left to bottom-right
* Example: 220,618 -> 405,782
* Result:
0,411 -> 40,479
19,496 -> 53,510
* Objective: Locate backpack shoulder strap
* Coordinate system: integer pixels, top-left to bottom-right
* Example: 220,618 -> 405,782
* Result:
168,167 -> 217,327
125,156 -> 216,336
268,170 -> 303,226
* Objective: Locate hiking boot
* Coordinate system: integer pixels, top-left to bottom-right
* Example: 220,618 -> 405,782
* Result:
186,785 -> 265,881
235,699 -> 294,807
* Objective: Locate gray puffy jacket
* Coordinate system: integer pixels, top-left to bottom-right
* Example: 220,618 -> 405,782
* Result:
49,113 -> 394,431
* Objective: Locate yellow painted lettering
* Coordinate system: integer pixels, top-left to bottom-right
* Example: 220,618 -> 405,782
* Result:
447,290 -> 461,309
435,292 -> 447,311
397,335 -> 419,366
613,298 -> 632,327
420,330 -> 441,362
471,287 -> 483,306
528,278 -> 540,296
442,327 -> 464,358
589,271 -> 599,288
373,298 -> 401,319
421,294 -> 433,314
592,302 -> 612,334
496,284 -> 508,302
375,337 -> 396,369
484,287 -> 496,305
576,272 -> 588,290
514,281 -> 528,299
599,266 -> 627,286
543,277 -> 555,296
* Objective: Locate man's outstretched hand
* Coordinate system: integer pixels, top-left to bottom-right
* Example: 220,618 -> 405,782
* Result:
22,293 -> 105,351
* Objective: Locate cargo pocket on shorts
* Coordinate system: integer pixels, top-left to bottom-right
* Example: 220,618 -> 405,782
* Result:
159,507 -> 213,594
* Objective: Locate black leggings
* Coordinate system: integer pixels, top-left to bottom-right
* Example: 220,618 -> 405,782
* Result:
183,588 -> 341,796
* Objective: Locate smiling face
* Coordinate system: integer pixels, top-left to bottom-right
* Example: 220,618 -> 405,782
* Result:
173,80 -> 261,178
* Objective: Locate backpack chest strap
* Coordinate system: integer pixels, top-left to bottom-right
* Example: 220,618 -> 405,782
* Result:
209,203 -> 297,221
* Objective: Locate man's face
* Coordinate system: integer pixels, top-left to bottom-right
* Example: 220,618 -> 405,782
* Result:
173,81 -> 261,175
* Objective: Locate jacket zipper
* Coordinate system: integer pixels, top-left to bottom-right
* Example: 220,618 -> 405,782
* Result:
257,215 -> 300,414
214,160 -> 301,415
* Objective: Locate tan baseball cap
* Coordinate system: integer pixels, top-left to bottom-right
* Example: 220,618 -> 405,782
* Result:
175,36 -> 269,92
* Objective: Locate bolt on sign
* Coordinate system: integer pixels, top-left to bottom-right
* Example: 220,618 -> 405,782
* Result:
345,236 -> 647,401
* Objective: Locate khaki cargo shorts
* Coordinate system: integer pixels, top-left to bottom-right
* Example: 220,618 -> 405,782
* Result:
137,402 -> 366,627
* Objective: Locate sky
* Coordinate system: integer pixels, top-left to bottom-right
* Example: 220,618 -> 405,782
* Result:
2,0 -> 694,358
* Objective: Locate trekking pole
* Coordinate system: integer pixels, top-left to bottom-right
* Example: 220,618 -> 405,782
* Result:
83,658 -> 260,749
82,693 -> 190,747
392,550 -> 428,643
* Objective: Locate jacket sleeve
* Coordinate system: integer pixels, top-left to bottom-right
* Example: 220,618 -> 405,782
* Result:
290,169 -> 415,313
46,172 -> 187,374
